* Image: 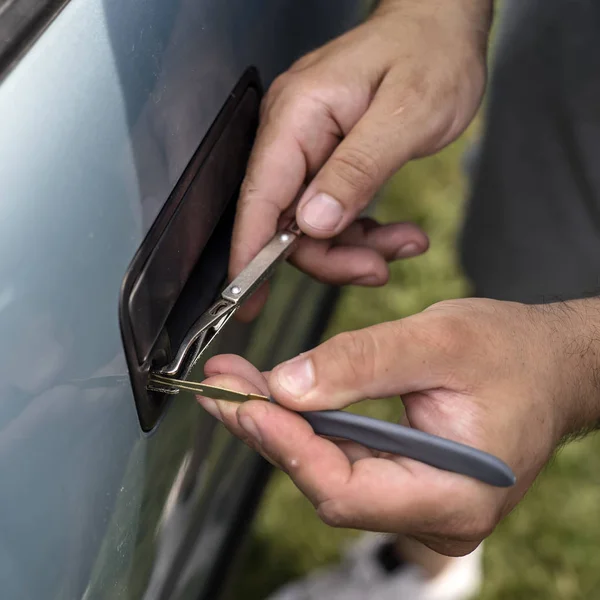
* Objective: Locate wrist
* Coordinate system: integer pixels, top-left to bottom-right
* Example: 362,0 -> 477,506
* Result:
373,0 -> 493,33
534,299 -> 600,440
371,0 -> 493,62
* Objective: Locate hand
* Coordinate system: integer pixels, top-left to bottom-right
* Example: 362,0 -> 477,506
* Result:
198,298 -> 600,555
231,0 -> 493,319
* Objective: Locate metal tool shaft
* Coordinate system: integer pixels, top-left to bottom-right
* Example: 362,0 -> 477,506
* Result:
221,229 -> 300,304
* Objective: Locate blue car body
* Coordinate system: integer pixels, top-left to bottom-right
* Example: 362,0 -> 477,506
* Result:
0,1 -> 366,598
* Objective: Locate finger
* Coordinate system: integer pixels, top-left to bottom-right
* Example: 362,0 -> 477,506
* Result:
295,91 -> 418,239
197,397 -> 246,439
199,371 -> 374,471
234,282 -> 270,323
201,372 -> 380,464
239,220 -> 428,320
289,219 -> 428,285
237,399 -> 354,505
197,373 -> 265,443
236,398 -> 491,536
204,354 -> 268,393
333,218 -> 428,260
268,315 -> 448,411
203,359 -> 381,463
294,243 -> 391,286
229,88 -> 341,282
196,395 -> 283,471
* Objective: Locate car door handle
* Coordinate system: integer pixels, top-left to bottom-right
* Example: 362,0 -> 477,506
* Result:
120,69 -> 263,430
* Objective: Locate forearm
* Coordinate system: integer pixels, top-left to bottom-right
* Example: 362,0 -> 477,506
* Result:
373,0 -> 494,39
533,298 -> 600,440
366,0 -> 494,101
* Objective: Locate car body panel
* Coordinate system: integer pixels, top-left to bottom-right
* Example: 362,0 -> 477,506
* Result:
0,0 -> 366,598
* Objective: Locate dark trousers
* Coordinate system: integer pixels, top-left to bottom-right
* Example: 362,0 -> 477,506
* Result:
461,0 -> 600,303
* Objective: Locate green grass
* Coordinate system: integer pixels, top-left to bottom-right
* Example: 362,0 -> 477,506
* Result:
228,132 -> 600,600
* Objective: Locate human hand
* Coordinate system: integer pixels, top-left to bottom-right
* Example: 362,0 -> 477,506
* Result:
231,0 -> 493,319
198,298 -> 600,555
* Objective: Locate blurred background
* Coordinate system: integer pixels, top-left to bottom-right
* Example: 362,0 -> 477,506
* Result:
226,119 -> 600,599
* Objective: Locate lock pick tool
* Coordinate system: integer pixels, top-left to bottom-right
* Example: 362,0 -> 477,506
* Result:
150,222 -> 516,489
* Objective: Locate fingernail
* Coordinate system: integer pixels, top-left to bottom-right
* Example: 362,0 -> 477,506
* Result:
300,193 -> 344,231
274,356 -> 315,398
395,242 -> 421,259
198,397 -> 222,422
239,414 -> 262,446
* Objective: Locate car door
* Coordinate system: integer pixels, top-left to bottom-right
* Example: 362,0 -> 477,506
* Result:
0,1 -> 367,599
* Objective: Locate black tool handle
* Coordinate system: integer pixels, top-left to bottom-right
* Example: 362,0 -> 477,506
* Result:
298,409 -> 515,488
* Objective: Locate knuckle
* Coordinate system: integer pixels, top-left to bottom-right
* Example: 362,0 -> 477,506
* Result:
265,74 -> 326,127
328,146 -> 381,195
268,72 -> 294,98
324,330 -> 378,385
270,71 -> 310,105
410,307 -> 473,357
262,73 -> 302,115
239,174 -> 259,202
317,498 -> 352,528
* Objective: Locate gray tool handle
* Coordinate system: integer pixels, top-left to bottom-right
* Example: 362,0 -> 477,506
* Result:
299,409 -> 515,488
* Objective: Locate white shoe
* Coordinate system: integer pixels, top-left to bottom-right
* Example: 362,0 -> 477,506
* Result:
266,534 -> 482,600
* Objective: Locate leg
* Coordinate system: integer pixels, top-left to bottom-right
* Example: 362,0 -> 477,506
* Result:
461,0 -> 600,303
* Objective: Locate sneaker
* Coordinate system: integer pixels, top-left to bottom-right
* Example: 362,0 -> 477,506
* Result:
266,534 -> 482,600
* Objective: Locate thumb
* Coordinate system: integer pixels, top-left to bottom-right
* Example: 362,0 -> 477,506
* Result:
268,316 -> 445,411
294,93 -> 416,239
